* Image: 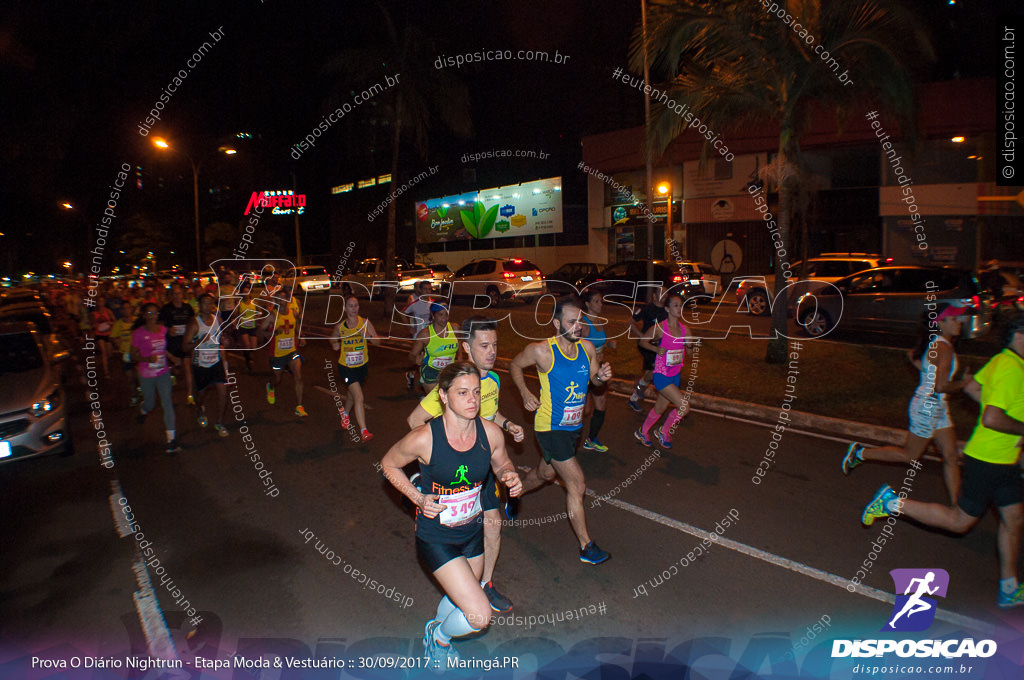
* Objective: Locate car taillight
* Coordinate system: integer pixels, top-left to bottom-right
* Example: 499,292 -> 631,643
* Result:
883,257 -> 894,264
672,275 -> 683,283
503,271 -> 516,279
512,258 -> 523,264
960,295 -> 980,309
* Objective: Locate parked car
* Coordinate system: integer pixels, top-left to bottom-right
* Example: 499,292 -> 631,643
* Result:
584,260 -> 704,302
0,287 -> 45,309
339,258 -> 434,295
736,254 -> 889,316
675,261 -> 722,297
281,265 -> 332,294
450,258 -> 546,306
546,262 -> 602,296
793,266 -> 993,339
979,265 -> 1024,318
0,303 -> 67,360
0,321 -> 71,463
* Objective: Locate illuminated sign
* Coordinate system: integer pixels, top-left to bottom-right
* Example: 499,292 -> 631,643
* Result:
377,174 -> 392,184
416,176 -> 563,243
357,178 -> 377,189
331,183 -> 354,194
244,190 -> 306,215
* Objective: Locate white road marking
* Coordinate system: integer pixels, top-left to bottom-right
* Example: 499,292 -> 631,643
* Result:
587,492 -> 999,634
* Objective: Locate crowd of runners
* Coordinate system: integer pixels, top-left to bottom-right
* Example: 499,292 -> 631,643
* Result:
24,270 -> 1024,666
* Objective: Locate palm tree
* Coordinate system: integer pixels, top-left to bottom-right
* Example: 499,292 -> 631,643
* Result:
322,1 -> 472,306
630,0 -> 933,362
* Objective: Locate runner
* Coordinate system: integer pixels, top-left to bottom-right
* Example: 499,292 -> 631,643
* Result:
183,293 -> 230,438
580,291 -> 616,452
635,292 -> 691,449
329,294 -> 382,441
509,297 -> 613,564
234,291 -> 262,371
628,287 -> 668,412
403,280 -> 434,389
260,286 -> 307,417
131,303 -> 181,453
90,297 -> 116,378
843,303 -> 972,503
159,283 -> 196,403
409,302 -> 458,394
862,315 -> 1024,608
407,317 -> 525,613
111,301 -> 141,405
217,270 -> 240,351
381,361 -> 522,666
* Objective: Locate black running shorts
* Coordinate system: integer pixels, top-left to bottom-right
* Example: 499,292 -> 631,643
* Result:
957,455 -> 1023,517
536,429 -> 581,463
415,532 -> 484,572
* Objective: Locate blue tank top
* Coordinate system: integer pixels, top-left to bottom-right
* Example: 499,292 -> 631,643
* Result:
536,338 -> 591,432
415,416 -> 491,543
583,315 -> 607,351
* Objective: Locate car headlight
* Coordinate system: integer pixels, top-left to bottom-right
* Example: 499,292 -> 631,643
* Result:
32,390 -> 60,417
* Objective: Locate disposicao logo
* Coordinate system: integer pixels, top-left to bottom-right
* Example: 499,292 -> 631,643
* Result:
885,568 -> 948,632
832,568 -> 997,659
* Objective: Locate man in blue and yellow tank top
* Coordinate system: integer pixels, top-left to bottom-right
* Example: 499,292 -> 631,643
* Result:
510,297 -> 613,565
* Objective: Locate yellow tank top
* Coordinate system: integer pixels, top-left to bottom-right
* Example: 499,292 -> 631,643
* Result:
423,323 -> 458,370
272,300 -> 300,357
337,316 -> 368,368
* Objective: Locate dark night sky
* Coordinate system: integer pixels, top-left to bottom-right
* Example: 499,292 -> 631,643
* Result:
0,0 -> 1016,273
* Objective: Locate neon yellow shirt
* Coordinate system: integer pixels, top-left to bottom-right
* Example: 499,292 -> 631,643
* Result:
964,349 -> 1024,465
420,371 -> 500,420
336,316 -> 369,368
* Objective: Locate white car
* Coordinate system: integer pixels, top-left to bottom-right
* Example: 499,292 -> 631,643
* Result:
450,258 -> 546,306
283,266 -> 332,293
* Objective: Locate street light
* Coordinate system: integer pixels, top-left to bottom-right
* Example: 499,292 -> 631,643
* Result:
658,182 -> 673,260
152,136 -> 202,274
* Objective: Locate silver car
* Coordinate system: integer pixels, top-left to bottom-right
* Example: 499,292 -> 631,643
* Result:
0,322 -> 71,463
795,266 -> 994,339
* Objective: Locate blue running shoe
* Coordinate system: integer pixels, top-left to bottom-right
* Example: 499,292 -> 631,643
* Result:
579,541 -> 611,564
634,427 -> 652,447
998,584 -> 1024,609
628,394 -> 643,413
653,426 -> 671,449
862,484 -> 898,526
423,620 -> 449,673
842,443 -> 864,475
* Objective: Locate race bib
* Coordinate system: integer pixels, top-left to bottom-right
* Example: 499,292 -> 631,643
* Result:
277,336 -> 295,351
240,319 -> 255,329
148,354 -> 166,370
439,485 -> 482,527
96,322 -> 111,333
431,355 -> 454,370
559,404 -> 585,427
198,349 -> 220,365
173,324 -> 186,335
666,349 -> 684,366
344,351 -> 364,367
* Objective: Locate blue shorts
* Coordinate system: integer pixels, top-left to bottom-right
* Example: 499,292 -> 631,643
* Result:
653,372 -> 681,392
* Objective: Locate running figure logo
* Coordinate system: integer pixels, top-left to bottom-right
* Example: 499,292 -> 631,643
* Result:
564,381 -> 583,403
451,465 -> 470,486
883,568 -> 949,632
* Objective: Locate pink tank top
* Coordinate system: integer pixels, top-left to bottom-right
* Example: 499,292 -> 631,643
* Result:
654,319 -> 687,377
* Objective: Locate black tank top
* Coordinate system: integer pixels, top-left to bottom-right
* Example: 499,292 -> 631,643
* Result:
415,416 -> 492,543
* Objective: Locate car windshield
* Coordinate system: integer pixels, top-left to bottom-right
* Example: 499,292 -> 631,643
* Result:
0,332 -> 44,375
504,259 -> 539,272
1,311 -> 52,334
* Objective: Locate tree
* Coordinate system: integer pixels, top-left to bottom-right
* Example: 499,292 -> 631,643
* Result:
630,0 -> 933,362
322,1 -> 472,308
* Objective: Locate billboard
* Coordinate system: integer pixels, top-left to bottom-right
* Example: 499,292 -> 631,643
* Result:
416,176 -> 562,243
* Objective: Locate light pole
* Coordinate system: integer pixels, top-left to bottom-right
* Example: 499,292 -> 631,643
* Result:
153,137 -> 202,273
641,0 -> 655,294
658,182 -> 672,260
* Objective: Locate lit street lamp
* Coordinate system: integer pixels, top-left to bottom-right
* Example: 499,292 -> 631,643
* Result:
658,182 -> 673,259
152,137 -> 234,274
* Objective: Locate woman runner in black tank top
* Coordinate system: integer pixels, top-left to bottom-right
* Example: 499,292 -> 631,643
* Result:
381,362 -> 523,668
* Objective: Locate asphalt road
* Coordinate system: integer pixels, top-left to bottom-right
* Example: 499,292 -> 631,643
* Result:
1,328 -> 1022,679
